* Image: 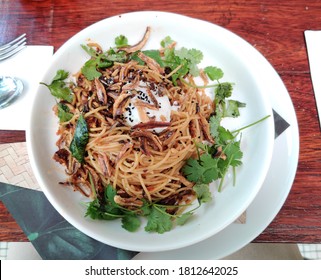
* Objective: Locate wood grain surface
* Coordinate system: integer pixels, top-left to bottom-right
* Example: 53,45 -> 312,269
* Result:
1,0 -> 321,244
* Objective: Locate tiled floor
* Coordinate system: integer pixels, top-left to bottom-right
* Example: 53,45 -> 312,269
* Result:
0,242 -> 320,260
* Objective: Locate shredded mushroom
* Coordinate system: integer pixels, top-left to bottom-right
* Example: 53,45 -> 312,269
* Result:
118,26 -> 151,53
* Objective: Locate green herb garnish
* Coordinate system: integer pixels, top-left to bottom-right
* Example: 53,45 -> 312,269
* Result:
204,66 -> 224,81
85,184 -> 211,233
80,45 -> 127,80
57,103 -> 73,123
161,37 -> 204,83
40,70 -> 73,102
69,114 -> 89,163
115,35 -> 129,48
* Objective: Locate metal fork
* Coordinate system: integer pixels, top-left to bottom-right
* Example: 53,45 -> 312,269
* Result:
0,34 -> 27,61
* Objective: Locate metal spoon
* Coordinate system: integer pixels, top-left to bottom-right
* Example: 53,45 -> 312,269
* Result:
0,76 -> 23,109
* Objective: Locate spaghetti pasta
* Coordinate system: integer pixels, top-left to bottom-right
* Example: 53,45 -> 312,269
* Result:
54,59 -> 214,210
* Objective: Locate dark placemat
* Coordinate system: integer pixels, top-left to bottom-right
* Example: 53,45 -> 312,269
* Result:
0,183 -> 137,260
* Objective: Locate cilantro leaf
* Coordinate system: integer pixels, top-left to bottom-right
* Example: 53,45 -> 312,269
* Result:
52,69 -> 69,81
70,114 -> 89,163
85,198 -> 103,220
215,82 -> 233,101
175,183 -> 212,226
182,154 -> 219,184
143,50 -> 165,66
57,103 -> 73,123
204,66 -> 224,81
175,48 -> 203,65
189,63 -> 200,77
201,158 -> 220,183
81,44 -> 99,57
224,100 -> 246,118
81,45 -> 128,80
105,184 -> 118,207
81,59 -> 102,80
104,53 -> 127,63
115,35 -> 128,48
144,205 -> 172,234
182,157 -> 203,182
121,214 -> 141,232
85,198 -> 122,220
86,185 -> 132,221
140,200 -> 152,215
160,38 -> 204,82
160,36 -> 174,48
40,70 -> 73,102
186,48 -> 204,65
174,47 -> 203,77
209,114 -> 222,141
193,183 -> 212,203
176,212 -> 193,226
162,47 -> 188,79
218,126 -> 234,143
131,50 -> 165,67
224,140 -> 243,167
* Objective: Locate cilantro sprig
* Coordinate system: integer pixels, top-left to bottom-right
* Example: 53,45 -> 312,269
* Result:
79,33 -> 229,87
183,104 -> 269,193
181,64 -> 246,192
160,36 -> 204,83
40,69 -> 74,102
80,41 -> 128,80
114,35 -> 129,48
85,184 -> 211,234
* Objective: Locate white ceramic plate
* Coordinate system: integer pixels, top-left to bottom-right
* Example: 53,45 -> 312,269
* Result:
135,34 -> 299,260
27,11 -> 274,252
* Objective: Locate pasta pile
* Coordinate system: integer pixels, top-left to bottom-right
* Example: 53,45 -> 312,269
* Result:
52,30 -> 215,214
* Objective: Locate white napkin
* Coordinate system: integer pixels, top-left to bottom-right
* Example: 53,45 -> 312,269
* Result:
0,46 -> 54,130
305,31 -> 321,128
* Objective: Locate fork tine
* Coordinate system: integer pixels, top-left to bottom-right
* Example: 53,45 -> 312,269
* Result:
0,44 -> 26,61
0,34 -> 27,61
0,34 -> 26,51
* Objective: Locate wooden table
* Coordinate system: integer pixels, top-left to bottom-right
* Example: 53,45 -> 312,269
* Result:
0,0 -> 320,244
